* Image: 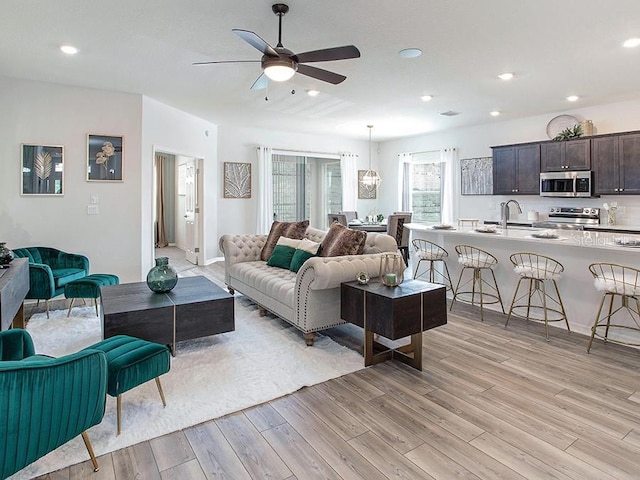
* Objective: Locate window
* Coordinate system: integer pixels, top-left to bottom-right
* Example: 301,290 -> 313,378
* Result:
404,152 -> 443,223
272,153 -> 341,226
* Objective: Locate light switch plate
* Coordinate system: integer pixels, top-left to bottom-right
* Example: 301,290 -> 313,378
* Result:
87,204 -> 99,215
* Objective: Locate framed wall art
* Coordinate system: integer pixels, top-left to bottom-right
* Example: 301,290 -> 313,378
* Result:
21,144 -> 64,195
223,162 -> 251,198
460,156 -> 493,195
358,170 -> 377,199
87,134 -> 124,182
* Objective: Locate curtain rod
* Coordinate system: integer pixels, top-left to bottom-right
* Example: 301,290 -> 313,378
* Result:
258,147 -> 345,159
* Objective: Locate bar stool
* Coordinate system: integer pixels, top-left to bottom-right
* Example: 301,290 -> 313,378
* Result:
450,245 -> 504,321
504,252 -> 569,341
412,239 -> 453,290
587,263 -> 640,352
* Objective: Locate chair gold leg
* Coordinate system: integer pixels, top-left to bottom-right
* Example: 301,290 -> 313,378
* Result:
94,297 -> 99,317
46,299 -> 50,319
67,298 -> 75,317
81,431 -> 100,472
156,377 -> 167,407
117,395 -> 122,435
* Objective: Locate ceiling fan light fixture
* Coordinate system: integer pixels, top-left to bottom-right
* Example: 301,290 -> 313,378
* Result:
263,60 -> 297,81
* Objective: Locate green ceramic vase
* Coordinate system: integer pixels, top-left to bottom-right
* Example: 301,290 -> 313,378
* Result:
146,257 -> 178,293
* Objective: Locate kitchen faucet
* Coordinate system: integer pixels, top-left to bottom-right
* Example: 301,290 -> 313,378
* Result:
500,199 -> 522,230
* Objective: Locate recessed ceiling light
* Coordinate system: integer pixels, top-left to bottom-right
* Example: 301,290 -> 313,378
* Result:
306,89 -> 320,97
420,95 -> 433,102
398,48 -> 423,59
622,38 -> 640,48
566,95 -> 579,102
60,45 -> 78,55
490,111 -> 501,117
498,72 -> 514,81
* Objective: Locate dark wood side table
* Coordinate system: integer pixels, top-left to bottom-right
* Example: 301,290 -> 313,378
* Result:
340,279 -> 447,370
101,275 -> 234,355
0,258 -> 29,331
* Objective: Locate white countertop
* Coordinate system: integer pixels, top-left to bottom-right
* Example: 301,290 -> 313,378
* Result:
406,222 -> 640,253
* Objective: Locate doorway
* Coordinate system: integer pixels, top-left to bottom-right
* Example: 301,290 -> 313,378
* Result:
153,151 -> 203,265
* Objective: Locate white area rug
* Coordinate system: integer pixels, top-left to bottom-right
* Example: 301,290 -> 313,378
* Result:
11,298 -> 365,479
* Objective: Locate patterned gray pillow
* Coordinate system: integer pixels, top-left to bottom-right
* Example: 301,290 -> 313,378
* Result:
260,220 -> 309,261
320,222 -> 367,257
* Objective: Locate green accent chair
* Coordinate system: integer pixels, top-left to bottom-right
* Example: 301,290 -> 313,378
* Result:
12,247 -> 90,318
0,329 -> 108,478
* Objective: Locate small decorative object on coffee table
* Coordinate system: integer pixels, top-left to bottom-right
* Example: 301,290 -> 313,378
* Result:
380,253 -> 404,287
146,257 -> 178,293
356,271 -> 370,285
0,242 -> 14,266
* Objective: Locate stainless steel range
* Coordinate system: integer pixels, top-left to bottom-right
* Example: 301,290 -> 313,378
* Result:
533,206 -> 600,229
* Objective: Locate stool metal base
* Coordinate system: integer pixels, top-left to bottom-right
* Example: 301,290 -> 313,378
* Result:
413,259 -> 453,291
587,293 -> 640,352
505,277 -> 569,341
450,266 -> 505,321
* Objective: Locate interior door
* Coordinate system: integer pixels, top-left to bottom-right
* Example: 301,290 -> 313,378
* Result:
184,161 -> 198,264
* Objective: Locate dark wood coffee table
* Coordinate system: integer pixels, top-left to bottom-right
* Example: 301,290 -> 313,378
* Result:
340,279 -> 447,370
101,275 -> 234,354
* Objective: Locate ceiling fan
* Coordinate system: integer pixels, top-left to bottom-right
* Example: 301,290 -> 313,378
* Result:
193,3 -> 361,90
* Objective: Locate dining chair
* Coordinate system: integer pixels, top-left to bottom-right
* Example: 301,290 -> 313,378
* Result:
387,213 -> 412,266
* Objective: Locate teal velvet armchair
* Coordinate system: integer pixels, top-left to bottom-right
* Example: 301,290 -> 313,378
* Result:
12,247 -> 89,317
0,329 -> 107,478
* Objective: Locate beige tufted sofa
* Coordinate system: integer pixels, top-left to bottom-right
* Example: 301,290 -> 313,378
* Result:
219,226 -> 398,345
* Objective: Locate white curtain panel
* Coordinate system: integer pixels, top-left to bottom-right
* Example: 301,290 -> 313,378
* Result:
398,153 -> 413,212
440,147 -> 457,224
256,146 -> 273,234
340,153 -> 358,211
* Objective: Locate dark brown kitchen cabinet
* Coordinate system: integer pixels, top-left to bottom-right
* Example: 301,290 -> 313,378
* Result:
492,143 -> 540,195
593,133 -> 640,194
540,138 -> 590,171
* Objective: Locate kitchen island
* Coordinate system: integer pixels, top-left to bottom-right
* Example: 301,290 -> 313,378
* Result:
407,222 -> 640,347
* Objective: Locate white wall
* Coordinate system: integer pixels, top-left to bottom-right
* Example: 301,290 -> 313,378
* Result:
0,78 -> 219,283
379,98 -> 640,225
216,125 -> 381,246
0,77 -> 144,281
141,97 -> 218,270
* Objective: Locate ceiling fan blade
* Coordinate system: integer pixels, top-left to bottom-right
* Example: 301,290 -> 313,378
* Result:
294,45 -> 360,63
250,73 -> 268,90
192,60 -> 260,66
232,29 -> 278,57
297,64 -> 346,84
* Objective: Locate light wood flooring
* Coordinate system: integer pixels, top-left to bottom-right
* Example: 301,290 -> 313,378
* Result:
30,247 -> 640,480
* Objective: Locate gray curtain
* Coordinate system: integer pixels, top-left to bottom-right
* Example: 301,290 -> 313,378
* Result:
155,154 -> 168,247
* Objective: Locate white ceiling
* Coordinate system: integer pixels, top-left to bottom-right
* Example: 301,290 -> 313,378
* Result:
2,0 -> 640,141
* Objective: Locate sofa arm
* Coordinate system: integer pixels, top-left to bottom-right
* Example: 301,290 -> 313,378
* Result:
27,263 -> 56,299
219,234 -> 267,266
297,253 -> 398,290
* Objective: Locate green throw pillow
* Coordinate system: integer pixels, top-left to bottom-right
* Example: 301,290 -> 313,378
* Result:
266,237 -> 301,269
290,238 -> 322,272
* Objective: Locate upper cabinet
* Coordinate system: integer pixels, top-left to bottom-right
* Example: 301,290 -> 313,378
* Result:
492,129 -> 640,196
540,138 -> 590,171
492,143 -> 540,195
592,132 -> 640,195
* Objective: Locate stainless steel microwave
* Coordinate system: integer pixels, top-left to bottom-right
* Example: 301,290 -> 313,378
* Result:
540,171 -> 592,197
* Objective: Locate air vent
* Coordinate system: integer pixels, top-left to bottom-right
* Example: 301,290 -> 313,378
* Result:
440,111 -> 461,116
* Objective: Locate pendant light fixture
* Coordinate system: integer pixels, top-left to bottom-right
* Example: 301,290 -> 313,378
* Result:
361,125 -> 381,190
